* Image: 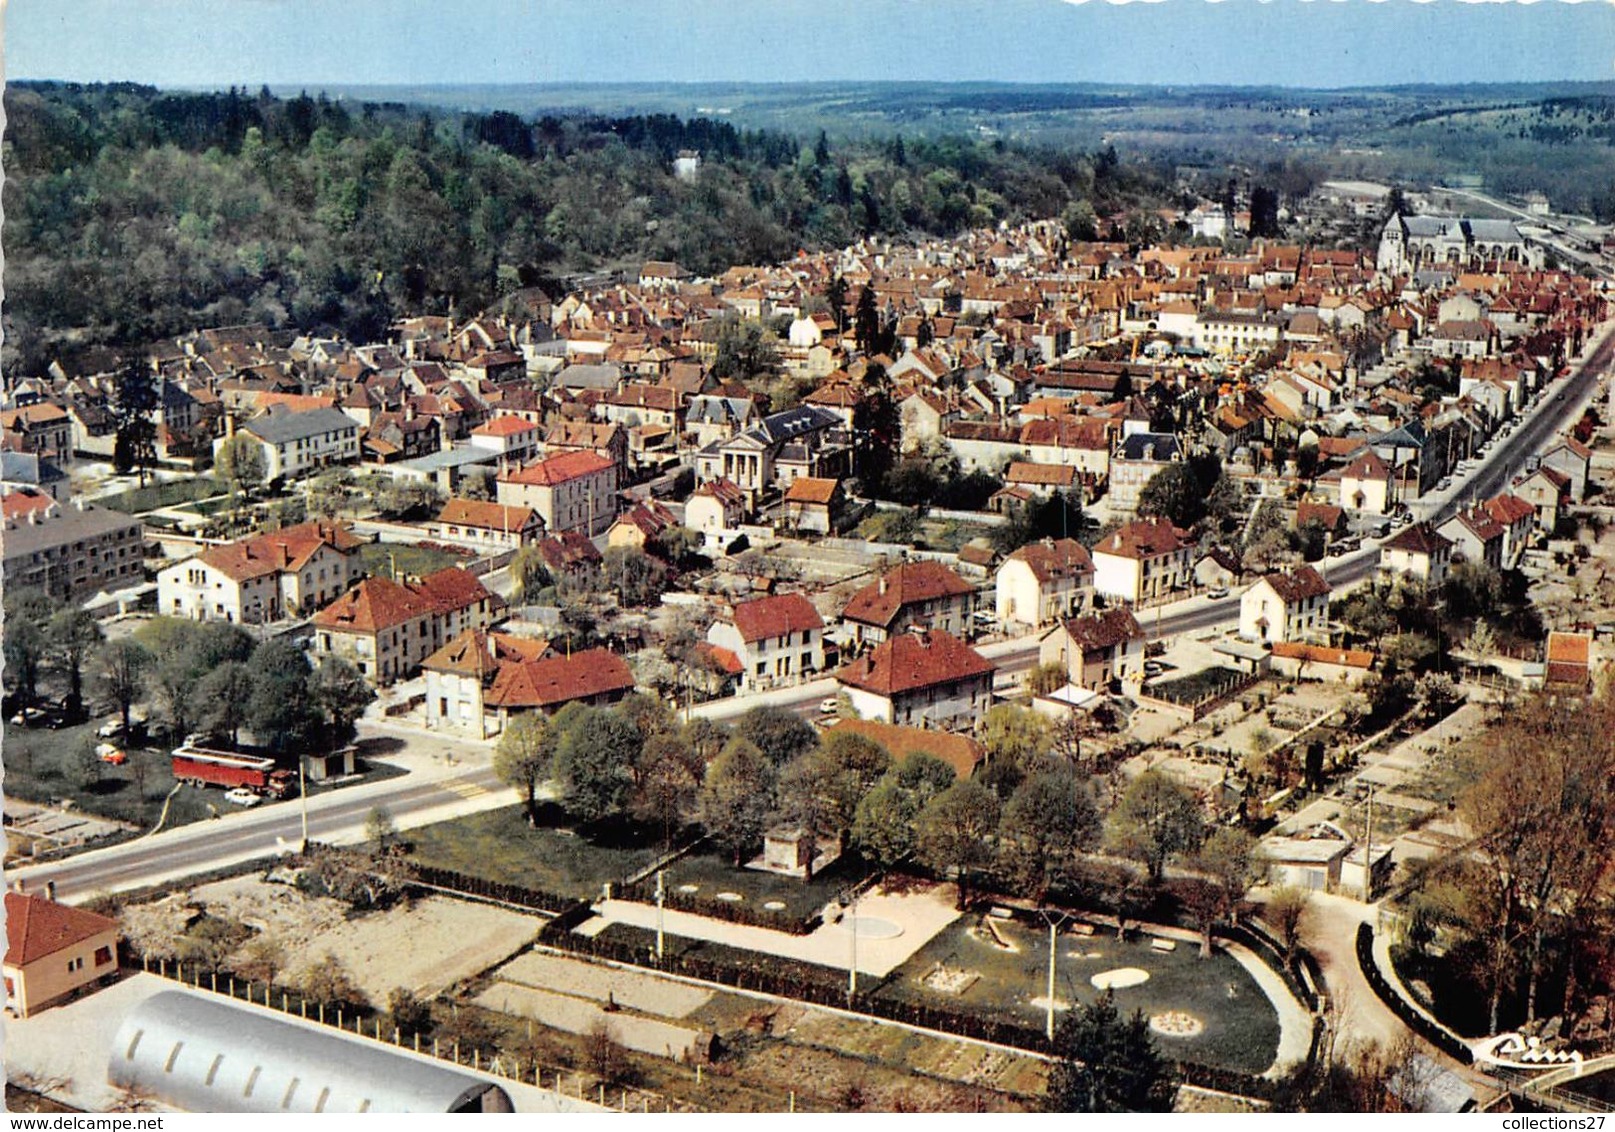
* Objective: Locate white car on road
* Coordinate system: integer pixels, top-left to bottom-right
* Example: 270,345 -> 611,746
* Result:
223,787 -> 263,807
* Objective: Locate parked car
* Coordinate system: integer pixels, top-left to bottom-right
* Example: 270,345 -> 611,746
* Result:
1207,586 -> 1230,599
96,743 -> 127,765
97,717 -> 125,739
1438,477 -> 1452,491
819,698 -> 841,715
223,787 -> 263,807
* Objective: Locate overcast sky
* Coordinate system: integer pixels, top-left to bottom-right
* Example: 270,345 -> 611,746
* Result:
7,0 -> 1614,90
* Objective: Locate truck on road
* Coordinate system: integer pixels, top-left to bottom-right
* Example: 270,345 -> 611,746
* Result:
170,745 -> 295,798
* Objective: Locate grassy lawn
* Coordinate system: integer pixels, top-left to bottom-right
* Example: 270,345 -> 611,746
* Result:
357,541 -> 473,580
6,719 -> 232,834
405,804 -> 662,899
921,519 -> 998,553
653,848 -> 868,923
875,918 -> 1280,1075
99,476 -> 222,514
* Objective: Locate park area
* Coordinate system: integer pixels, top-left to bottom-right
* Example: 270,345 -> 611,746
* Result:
632,847 -> 869,929
404,805 -> 664,899
878,916 -> 1281,1076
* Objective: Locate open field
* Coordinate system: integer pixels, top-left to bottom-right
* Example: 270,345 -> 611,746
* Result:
405,805 -> 663,898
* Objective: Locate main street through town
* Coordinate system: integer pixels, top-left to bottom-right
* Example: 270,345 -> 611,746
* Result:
15,322 -> 1614,906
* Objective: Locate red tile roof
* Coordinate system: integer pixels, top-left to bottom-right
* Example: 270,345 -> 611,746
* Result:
1259,566 -> 1330,604
421,629 -> 550,680
484,648 -> 635,709
1059,608 -> 1145,654
2,490 -> 56,521
471,416 -> 536,437
1004,538 -> 1093,584
502,449 -> 614,486
843,561 -> 977,630
314,568 -> 493,634
199,521 -> 363,583
437,498 -> 538,532
783,477 -> 840,505
1270,641 -> 1375,669
1005,461 -> 1078,488
1381,523 -> 1453,557
1343,451 -> 1392,481
1483,492 -> 1536,526
5,892 -> 117,967
820,717 -> 983,781
1093,518 -> 1190,561
730,593 -> 824,643
836,629 -> 995,696
538,530 -> 603,573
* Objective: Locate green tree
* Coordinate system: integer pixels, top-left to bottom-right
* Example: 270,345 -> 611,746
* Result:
298,952 -> 369,1010
735,704 -> 819,767
1106,769 -> 1206,883
601,546 -> 669,608
1000,769 -> 1100,899
494,713 -> 555,826
387,986 -> 433,1036
245,639 -> 321,753
633,731 -> 703,845
979,704 -> 1054,798
709,317 -> 780,383
915,780 -> 1001,909
365,805 -> 397,853
216,432 -> 268,498
1184,827 -> 1257,956
1264,887 -> 1311,959
195,660 -> 253,745
313,657 -> 373,746
112,362 -> 159,486
554,707 -> 640,821
1136,464 -> 1202,529
96,638 -> 152,737
851,772 -> 922,868
47,605 -> 102,717
3,588 -> 55,708
1045,990 -> 1176,1112
699,737 -> 776,865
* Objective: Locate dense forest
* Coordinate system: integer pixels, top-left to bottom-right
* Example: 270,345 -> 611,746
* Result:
1,82 -> 1171,375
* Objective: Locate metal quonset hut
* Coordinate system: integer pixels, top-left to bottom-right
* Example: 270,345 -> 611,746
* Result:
109,991 -> 514,1113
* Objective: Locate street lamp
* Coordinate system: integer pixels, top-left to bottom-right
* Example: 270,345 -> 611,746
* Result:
1040,908 -> 1073,1042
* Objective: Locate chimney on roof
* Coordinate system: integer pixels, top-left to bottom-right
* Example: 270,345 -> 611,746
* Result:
279,543 -> 291,569
224,413 -> 236,439
878,573 -> 888,596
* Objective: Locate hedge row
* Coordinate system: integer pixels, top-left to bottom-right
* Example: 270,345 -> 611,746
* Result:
410,863 -> 574,915
1354,923 -> 1473,1065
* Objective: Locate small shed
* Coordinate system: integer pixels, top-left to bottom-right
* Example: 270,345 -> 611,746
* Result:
762,827 -> 815,872
302,747 -> 356,783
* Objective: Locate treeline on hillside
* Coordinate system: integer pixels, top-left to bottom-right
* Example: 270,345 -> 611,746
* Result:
2,82 -> 1171,375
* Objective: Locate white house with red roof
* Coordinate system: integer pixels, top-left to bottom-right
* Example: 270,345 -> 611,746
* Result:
1239,565 -> 1331,644
431,498 -> 544,550
1090,518 -> 1193,605
468,415 -> 540,462
312,568 -> 499,684
496,449 -> 619,535
1378,523 -> 1453,588
841,560 -> 979,649
421,629 -> 633,736
685,477 -> 749,547
4,891 -> 120,1017
1038,607 -> 1146,690
994,537 -> 1094,631
1481,492 -> 1536,567
1340,449 -> 1396,515
156,520 -> 365,624
1541,436 -> 1592,502
836,629 -> 996,728
706,592 -> 826,692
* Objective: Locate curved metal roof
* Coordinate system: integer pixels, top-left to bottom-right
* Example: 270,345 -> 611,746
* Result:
108,990 -> 512,1113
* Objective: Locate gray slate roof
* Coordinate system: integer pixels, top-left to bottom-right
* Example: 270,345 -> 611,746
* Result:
242,407 -> 357,445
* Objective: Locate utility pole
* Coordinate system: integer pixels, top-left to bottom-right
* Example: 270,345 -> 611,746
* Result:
1363,781 -> 1375,902
846,890 -> 860,1002
298,755 -> 310,854
1041,908 -> 1072,1041
655,870 -> 666,962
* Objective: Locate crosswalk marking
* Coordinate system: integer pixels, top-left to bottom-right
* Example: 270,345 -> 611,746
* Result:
442,779 -> 489,800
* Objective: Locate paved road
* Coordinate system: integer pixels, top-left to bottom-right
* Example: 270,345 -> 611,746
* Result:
11,750 -> 511,902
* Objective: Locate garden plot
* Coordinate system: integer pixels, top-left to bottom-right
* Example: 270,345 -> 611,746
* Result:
472,982 -> 708,1062
134,876 -> 540,1002
495,951 -> 713,1019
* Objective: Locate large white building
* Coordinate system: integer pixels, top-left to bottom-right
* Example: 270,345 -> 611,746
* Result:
994,538 -> 1094,632
496,449 -> 619,536
216,406 -> 360,481
157,520 -> 365,624
1091,519 -> 1194,605
705,592 -> 826,692
1239,566 -> 1331,645
1376,213 -> 1541,274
